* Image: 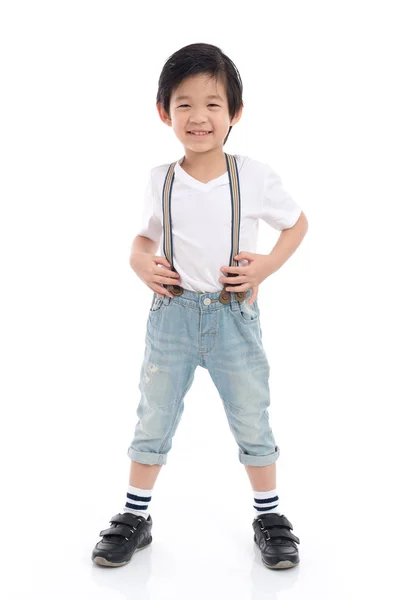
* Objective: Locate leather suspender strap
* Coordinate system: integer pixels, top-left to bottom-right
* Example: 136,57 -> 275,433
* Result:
161,152 -> 246,303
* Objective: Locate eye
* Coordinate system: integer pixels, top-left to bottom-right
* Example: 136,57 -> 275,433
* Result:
177,104 -> 220,108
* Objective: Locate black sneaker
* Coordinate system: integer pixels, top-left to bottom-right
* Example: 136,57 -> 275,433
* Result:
252,513 -> 300,569
92,512 -> 153,567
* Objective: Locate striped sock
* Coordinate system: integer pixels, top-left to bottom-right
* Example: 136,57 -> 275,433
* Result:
253,488 -> 282,517
122,485 -> 153,519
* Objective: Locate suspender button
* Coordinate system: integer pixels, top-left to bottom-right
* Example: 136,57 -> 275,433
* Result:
235,291 -> 247,302
171,285 -> 183,296
219,289 -> 231,304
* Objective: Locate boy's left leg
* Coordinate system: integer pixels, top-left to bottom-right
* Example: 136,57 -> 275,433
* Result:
244,463 -> 276,491
244,463 -> 280,515
206,295 -> 300,569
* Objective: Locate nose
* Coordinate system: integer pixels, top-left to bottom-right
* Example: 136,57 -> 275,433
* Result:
188,109 -> 208,123
189,120 -> 207,127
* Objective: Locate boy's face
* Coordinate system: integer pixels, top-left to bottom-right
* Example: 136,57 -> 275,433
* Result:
157,73 -> 242,153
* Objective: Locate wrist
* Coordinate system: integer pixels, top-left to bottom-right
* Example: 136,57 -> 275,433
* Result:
264,253 -> 281,275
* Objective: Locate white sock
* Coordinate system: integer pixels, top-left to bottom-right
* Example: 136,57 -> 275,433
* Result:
122,485 -> 153,519
253,488 -> 282,517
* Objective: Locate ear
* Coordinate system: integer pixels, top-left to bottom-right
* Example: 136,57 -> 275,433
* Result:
230,104 -> 243,127
156,102 -> 172,127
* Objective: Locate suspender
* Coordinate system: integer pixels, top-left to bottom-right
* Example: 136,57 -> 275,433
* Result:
161,152 -> 246,304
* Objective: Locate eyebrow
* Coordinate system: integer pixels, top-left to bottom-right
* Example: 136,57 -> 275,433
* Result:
174,94 -> 223,102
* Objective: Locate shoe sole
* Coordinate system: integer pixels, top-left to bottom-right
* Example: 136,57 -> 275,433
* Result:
254,534 -> 299,569
92,537 -> 152,567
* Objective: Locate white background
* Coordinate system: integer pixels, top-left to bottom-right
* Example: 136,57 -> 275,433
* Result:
1,1 -> 399,598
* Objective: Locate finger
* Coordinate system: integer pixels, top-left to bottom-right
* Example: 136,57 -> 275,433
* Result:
248,291 -> 257,305
154,267 -> 181,278
248,285 -> 259,305
225,283 -> 250,292
153,256 -> 172,268
220,266 -> 246,275
153,274 -> 182,285
151,283 -> 174,298
219,275 -> 246,284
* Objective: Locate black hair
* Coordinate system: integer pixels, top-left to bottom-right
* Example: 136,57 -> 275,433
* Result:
156,43 -> 244,145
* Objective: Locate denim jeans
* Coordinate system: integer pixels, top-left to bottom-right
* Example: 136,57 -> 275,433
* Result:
127,287 -> 280,467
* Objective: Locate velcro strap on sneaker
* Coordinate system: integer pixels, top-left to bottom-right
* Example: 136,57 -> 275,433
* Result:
99,524 -> 135,539
257,514 -> 300,544
258,514 -> 293,530
265,527 -> 300,544
109,513 -> 144,527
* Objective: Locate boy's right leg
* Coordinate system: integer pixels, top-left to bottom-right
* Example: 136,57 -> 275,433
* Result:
126,295 -> 199,466
120,461 -> 162,518
129,460 -> 162,489
92,295 -> 198,567
91,464 -> 164,568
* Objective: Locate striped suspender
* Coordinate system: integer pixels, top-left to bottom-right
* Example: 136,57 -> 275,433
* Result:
161,152 -> 246,304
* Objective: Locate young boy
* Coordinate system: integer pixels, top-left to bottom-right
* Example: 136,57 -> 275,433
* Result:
92,43 -> 308,570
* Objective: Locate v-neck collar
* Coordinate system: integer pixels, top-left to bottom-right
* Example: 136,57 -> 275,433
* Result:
174,156 -> 230,192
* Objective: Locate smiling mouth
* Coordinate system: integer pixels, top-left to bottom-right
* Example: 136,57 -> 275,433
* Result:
187,131 -> 213,136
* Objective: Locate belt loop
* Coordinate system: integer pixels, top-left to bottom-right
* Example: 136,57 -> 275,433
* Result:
163,293 -> 171,305
229,291 -> 240,311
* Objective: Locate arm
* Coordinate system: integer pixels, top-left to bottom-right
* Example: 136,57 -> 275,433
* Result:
129,234 -> 159,268
129,235 -> 180,298
267,211 -> 308,274
219,212 -> 308,303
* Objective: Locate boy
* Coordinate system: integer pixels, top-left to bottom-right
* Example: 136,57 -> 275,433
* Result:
92,43 -> 308,570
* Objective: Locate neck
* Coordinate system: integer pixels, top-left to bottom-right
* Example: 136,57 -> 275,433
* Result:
181,146 -> 226,173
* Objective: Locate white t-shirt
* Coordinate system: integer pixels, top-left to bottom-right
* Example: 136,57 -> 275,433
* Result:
136,155 -> 302,293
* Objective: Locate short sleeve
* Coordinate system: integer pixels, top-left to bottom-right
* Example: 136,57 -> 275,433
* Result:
259,165 -> 302,230
135,170 -> 162,243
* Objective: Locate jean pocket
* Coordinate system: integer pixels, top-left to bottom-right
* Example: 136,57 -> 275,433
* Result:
149,293 -> 166,313
233,298 -> 260,324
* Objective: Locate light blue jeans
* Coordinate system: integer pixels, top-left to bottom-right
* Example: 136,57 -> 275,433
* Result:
127,287 -> 280,467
